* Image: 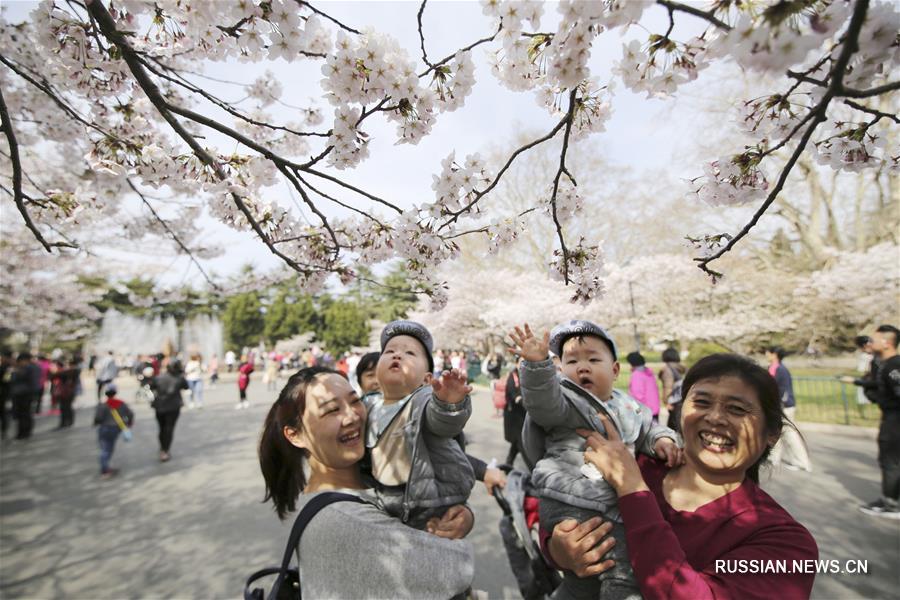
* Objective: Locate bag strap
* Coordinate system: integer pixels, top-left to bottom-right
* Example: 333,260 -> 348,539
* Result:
267,492 -> 366,600
110,408 -> 129,433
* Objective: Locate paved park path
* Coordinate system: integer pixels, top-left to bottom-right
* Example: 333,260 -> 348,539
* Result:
1,374 -> 897,599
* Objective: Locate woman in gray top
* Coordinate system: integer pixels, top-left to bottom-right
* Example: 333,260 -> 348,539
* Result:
259,366 -> 475,600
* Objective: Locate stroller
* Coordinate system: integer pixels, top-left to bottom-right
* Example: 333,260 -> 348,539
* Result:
492,466 -> 562,600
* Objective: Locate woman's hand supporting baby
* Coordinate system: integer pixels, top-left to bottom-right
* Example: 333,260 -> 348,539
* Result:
432,369 -> 472,404
578,414 -> 651,497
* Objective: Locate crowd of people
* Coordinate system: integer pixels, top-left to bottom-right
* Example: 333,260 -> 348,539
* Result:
3,318 -> 897,599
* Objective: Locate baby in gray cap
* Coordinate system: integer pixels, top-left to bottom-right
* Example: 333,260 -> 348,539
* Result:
509,320 -> 681,600
361,320 -> 475,529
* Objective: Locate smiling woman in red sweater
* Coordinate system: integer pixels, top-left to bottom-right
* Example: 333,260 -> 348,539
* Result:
548,353 -> 818,600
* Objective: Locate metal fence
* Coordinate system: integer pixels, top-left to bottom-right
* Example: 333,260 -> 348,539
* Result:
793,377 -> 881,427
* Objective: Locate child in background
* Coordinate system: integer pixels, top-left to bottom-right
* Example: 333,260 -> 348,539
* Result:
94,384 -> 134,479
626,351 -> 661,425
237,359 -> 254,409
363,320 -> 475,529
355,351 -> 381,394
510,320 -> 681,600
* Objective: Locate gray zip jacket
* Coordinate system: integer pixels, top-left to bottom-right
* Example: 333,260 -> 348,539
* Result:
521,358 -> 677,520
363,385 -> 475,523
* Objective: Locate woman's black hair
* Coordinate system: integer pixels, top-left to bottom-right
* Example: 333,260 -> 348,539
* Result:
661,347 -> 680,363
355,351 -> 380,388
854,335 -> 872,349
680,354 -> 789,484
626,351 -> 645,367
259,366 -> 341,520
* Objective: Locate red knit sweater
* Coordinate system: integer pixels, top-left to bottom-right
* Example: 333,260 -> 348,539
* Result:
620,456 -> 818,600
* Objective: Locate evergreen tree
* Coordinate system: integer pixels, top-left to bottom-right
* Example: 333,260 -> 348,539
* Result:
223,291 -> 264,350
264,291 -> 316,343
320,300 -> 369,354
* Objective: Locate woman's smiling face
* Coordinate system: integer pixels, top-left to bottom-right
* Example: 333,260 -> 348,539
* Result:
290,373 -> 367,471
680,375 -> 773,481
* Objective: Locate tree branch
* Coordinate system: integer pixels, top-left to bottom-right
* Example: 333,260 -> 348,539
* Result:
439,114 -> 570,229
655,0 -> 731,32
85,0 -> 318,276
839,80 -> 900,98
695,0 -> 872,276
126,178 -> 220,290
0,86 -> 74,252
296,1 -> 362,35
417,1 -> 434,68
844,99 -> 900,124
548,90 -> 578,283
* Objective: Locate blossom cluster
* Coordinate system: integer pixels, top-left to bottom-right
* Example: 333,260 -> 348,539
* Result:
430,152 -> 492,217
549,238 -> 606,305
690,152 -> 769,207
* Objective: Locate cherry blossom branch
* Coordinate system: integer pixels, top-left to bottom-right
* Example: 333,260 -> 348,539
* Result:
695,0 -> 871,277
0,86 -> 74,253
439,113 -> 570,229
85,0 -> 317,276
126,178 -> 220,290
655,0 -> 731,32
419,28 -> 500,77
417,1 -> 434,68
294,172 -> 387,227
296,1 -> 362,35
843,99 -> 900,124
301,166 -> 403,213
548,89 -> 578,283
141,57 -> 330,138
839,80 -> 900,98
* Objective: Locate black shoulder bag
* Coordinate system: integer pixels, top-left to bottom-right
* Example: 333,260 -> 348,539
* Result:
244,492 -> 366,600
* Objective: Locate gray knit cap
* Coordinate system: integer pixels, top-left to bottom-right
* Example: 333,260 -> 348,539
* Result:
380,320 -> 435,372
549,320 -> 618,360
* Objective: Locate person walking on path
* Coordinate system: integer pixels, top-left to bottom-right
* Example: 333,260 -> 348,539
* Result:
95,351 -> 118,402
208,353 -> 219,388
659,347 -> 686,432
502,357 -> 526,467
225,350 -> 236,373
766,347 -> 812,472
236,359 -> 254,409
51,359 -> 80,429
184,353 -> 204,409
0,349 -> 13,440
35,354 -> 51,415
854,325 -> 900,519
10,353 -> 40,440
94,384 -> 134,479
151,360 -> 187,462
627,351 -> 661,425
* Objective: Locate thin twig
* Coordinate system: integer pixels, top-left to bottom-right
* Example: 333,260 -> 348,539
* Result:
548,90 -> 578,283
417,1 -> 434,68
839,80 -> 900,98
126,178 -> 220,290
655,0 -> 731,31
296,1 -> 362,34
439,114 -> 570,229
843,99 -> 900,124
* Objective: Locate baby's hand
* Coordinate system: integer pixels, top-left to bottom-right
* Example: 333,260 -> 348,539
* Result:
433,369 -> 472,404
508,323 -> 550,363
654,437 -> 683,468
